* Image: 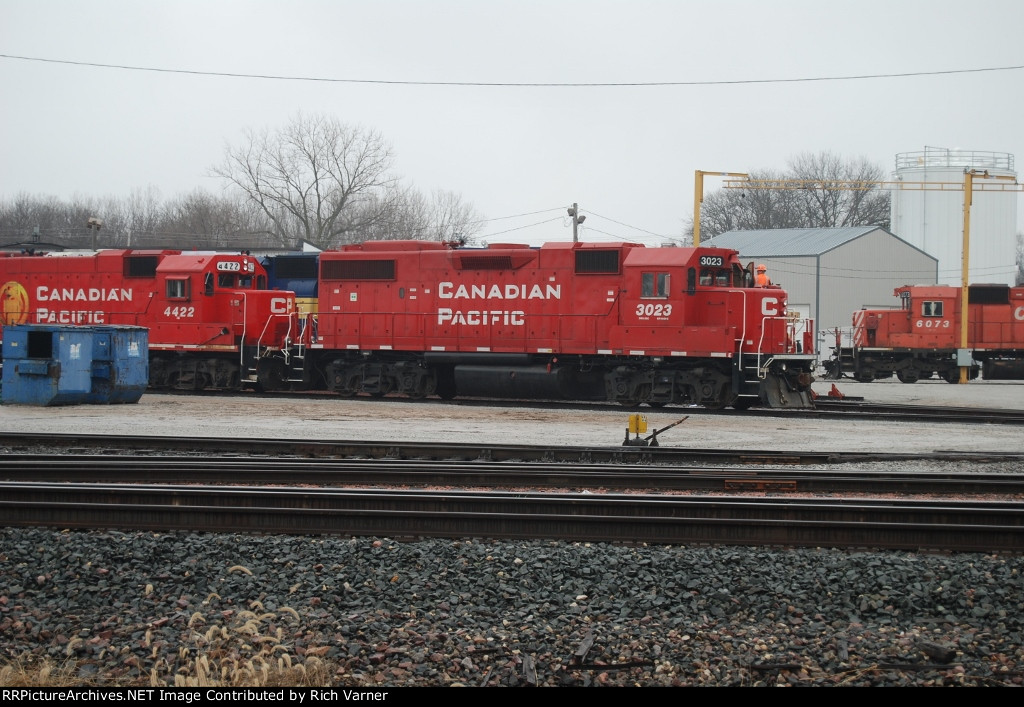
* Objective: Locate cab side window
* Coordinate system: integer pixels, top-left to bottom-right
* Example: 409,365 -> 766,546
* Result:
922,301 -> 943,317
166,279 -> 190,300
642,272 -> 669,298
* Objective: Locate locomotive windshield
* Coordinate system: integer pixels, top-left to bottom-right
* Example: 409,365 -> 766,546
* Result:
217,273 -> 253,288
214,272 -> 262,289
699,268 -> 732,287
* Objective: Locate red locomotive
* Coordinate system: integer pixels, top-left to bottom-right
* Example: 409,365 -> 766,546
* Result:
825,283 -> 1024,382
0,249 -> 296,389
256,240 -> 816,408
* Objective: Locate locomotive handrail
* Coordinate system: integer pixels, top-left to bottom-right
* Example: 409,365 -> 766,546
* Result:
240,292 -> 248,372
255,312 -> 295,358
729,289 -> 748,363
756,315 -> 814,378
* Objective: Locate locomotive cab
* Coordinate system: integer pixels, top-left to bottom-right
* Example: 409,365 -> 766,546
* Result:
148,254 -> 297,390
614,246 -> 815,408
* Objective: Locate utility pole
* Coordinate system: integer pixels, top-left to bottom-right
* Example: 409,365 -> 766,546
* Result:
87,217 -> 104,250
567,203 -> 586,243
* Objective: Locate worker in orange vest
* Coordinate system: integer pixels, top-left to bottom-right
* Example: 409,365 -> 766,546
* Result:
755,263 -> 771,287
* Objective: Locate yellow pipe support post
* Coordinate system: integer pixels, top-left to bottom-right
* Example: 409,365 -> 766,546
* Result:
960,171 -> 973,384
693,170 -> 748,247
958,170 -> 1018,383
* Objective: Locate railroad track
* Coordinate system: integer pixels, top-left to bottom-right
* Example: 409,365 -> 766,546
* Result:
5,453 -> 1024,496
810,399 -> 1024,424
161,388 -> 1024,424
1,481 -> 1021,552
4,431 -> 1023,465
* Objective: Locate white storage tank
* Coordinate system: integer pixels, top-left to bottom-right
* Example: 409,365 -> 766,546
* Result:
890,147 -> 1018,286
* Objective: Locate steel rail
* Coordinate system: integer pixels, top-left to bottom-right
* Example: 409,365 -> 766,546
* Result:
810,400 -> 1024,424
3,431 -> 1022,466
4,453 -> 1024,496
1,482 -> 1021,552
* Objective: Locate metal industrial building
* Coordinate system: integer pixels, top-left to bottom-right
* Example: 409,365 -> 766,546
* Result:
704,226 -> 938,355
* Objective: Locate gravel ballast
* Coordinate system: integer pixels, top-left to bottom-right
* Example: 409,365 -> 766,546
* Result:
1,528 -> 1022,687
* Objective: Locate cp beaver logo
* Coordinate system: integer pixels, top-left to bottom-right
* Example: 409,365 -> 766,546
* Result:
0,281 -> 30,325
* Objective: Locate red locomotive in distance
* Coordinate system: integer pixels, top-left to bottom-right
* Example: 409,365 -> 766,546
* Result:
0,249 -> 296,390
825,283 -> 1024,383
256,240 -> 817,409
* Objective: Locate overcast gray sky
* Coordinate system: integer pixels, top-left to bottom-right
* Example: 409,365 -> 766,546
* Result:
2,0 -> 1022,247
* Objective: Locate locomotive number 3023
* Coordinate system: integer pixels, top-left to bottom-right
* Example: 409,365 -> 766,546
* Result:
636,303 -> 673,317
699,256 -> 723,267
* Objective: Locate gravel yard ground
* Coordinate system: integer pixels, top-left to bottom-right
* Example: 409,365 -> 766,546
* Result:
1,378 -> 1022,688
1,378 -> 1021,454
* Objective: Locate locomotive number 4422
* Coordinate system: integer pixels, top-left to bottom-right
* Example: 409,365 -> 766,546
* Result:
164,306 -> 196,319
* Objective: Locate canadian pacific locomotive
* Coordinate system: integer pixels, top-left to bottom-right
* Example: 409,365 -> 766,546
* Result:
0,249 -> 296,389
256,240 -> 817,408
824,283 -> 1024,382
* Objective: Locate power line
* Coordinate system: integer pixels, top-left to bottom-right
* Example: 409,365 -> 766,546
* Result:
479,216 -> 563,239
586,210 -> 671,239
469,207 -> 565,225
2,53 -> 1022,87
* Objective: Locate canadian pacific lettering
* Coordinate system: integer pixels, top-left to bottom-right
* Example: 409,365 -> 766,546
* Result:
36,286 -> 133,302
437,282 -> 560,300
435,280 -> 558,326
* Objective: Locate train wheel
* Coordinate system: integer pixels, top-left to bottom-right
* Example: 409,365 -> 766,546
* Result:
325,364 -> 356,397
731,397 -> 755,410
943,369 -> 970,384
897,369 -> 920,384
618,383 -> 651,407
369,377 -> 394,398
256,359 -> 288,392
697,378 -> 734,410
702,395 -> 734,410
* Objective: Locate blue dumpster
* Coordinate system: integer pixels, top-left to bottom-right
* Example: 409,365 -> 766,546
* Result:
2,325 -> 94,406
89,326 -> 149,404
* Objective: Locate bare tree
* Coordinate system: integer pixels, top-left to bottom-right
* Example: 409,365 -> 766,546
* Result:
788,151 -> 890,227
212,113 -> 398,249
349,184 -> 431,242
158,189 -> 273,249
685,151 -> 891,241
696,169 -> 807,238
116,186 -> 164,247
425,189 -> 484,242
343,186 -> 485,243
